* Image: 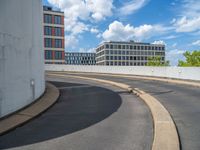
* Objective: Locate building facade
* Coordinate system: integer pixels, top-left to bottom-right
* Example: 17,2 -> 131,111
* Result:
0,0 -> 45,117
43,6 -> 65,64
65,52 -> 96,65
96,41 -> 165,66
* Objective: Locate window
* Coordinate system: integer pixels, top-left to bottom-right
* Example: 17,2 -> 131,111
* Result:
122,45 -> 125,49
55,27 -> 62,36
55,51 -> 62,59
44,14 -> 52,23
44,26 -> 52,35
45,50 -> 53,59
118,45 -> 121,49
54,15 -> 62,24
110,44 -> 113,49
106,44 -> 109,49
45,38 -> 52,47
55,39 -> 62,48
130,45 -> 133,49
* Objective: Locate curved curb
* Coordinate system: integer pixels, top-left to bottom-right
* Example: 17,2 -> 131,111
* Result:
47,73 -> 180,150
0,82 -> 59,135
50,71 -> 200,88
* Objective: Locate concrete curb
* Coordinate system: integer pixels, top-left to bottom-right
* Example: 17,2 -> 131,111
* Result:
0,82 -> 59,136
49,71 -> 200,88
47,73 -> 180,150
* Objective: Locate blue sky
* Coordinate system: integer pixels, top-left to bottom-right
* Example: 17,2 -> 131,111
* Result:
43,0 -> 200,66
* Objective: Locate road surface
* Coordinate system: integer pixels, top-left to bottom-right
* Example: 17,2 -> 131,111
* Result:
57,72 -> 200,150
0,76 -> 153,150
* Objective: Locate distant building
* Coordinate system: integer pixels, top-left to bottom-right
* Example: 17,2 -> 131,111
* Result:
65,52 -> 96,65
95,41 -> 165,66
43,6 -> 65,64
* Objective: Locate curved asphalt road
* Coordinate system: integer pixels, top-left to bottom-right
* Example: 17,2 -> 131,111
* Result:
0,77 -> 153,150
59,73 -> 200,150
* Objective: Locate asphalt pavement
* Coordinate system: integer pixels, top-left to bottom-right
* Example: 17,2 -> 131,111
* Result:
61,73 -> 200,150
0,77 -> 153,150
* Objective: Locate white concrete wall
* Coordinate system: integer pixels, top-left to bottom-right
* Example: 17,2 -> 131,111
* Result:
45,65 -> 200,81
0,0 -> 45,118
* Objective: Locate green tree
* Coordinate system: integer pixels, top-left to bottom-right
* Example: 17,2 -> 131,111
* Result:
178,50 -> 200,67
147,56 -> 170,66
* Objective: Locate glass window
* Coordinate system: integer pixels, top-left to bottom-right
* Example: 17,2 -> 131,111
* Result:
55,27 -> 62,36
45,50 -> 53,59
44,26 -> 52,35
44,14 -> 52,23
55,39 -> 62,48
118,45 -> 121,49
110,44 -> 113,49
54,15 -> 62,24
122,45 -> 125,49
130,45 -> 133,49
44,38 -> 52,47
55,51 -> 62,60
106,44 -> 109,49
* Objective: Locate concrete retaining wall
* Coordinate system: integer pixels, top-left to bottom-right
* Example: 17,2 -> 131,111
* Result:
45,65 -> 200,81
0,0 -> 45,118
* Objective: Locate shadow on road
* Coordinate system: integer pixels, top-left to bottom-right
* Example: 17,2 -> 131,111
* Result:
0,81 -> 122,149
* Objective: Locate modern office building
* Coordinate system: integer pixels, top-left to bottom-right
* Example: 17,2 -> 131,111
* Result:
43,6 -> 65,64
65,52 -> 96,65
96,41 -> 165,66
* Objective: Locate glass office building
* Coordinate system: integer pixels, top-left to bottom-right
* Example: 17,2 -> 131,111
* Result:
96,41 -> 165,66
65,52 -> 96,65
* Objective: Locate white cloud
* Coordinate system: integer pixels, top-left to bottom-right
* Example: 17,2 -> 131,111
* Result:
163,35 -> 177,40
166,49 -> 185,66
48,0 -> 114,49
65,35 -> 78,49
173,17 -> 200,32
90,28 -> 99,34
152,40 -> 166,45
172,0 -> 200,33
87,0 -> 114,21
192,40 -> 200,46
118,0 -> 149,15
102,21 -> 169,41
79,48 -> 95,53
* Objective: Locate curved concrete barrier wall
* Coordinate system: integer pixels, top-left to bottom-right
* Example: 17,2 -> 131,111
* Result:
45,64 -> 200,81
0,0 -> 45,118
